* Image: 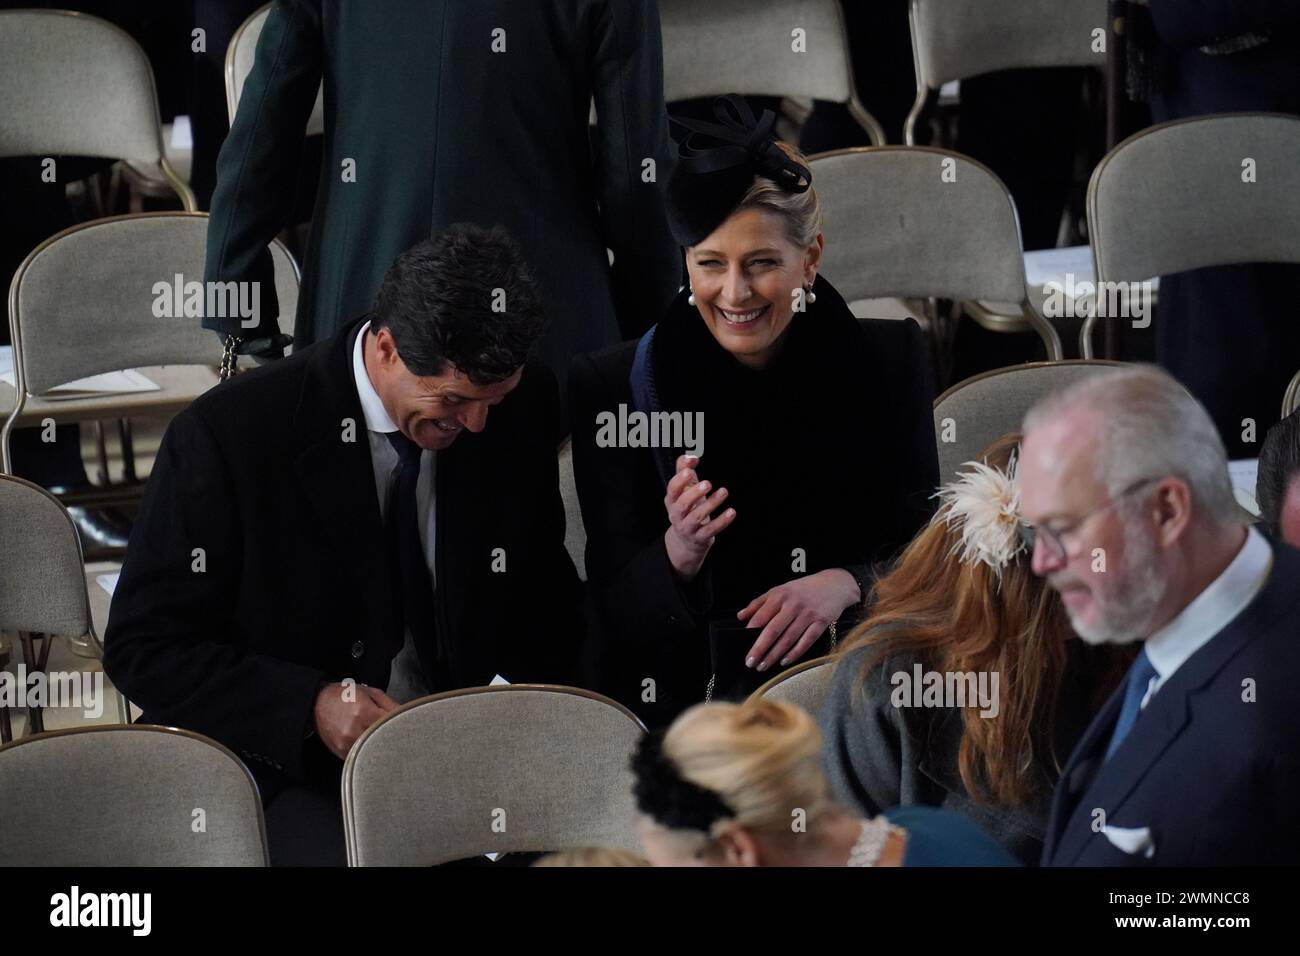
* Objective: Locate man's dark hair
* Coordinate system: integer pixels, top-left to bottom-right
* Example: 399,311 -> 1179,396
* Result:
1257,408 -> 1300,535
371,224 -> 548,384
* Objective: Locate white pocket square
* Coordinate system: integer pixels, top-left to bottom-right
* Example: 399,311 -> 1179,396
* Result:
1102,825 -> 1155,858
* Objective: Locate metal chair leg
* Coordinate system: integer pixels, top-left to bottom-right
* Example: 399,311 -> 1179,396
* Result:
118,417 -> 138,483
0,632 -> 10,743
93,420 -> 110,486
19,631 -> 45,735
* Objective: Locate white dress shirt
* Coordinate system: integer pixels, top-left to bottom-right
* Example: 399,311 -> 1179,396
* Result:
1138,525 -> 1273,709
353,320 -> 435,702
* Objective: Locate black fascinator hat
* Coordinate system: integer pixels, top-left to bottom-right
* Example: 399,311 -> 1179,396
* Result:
665,94 -> 812,247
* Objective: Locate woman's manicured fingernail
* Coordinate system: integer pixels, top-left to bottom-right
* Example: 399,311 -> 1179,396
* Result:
745,656 -> 755,668
757,661 -> 770,672
780,658 -> 790,667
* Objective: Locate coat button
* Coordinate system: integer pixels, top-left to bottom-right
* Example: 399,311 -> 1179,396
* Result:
351,641 -> 365,659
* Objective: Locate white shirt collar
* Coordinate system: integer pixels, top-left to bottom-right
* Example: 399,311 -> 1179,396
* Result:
1144,525 -> 1273,683
352,320 -> 398,434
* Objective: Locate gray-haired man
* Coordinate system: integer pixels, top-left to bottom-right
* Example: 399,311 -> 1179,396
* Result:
1018,364 -> 1300,866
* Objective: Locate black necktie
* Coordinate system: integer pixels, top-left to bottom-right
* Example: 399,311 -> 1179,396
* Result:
384,431 -> 440,676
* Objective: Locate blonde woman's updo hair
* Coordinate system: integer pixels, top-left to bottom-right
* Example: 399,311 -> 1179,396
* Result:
734,140 -> 823,250
661,699 -> 832,836
532,847 -> 651,867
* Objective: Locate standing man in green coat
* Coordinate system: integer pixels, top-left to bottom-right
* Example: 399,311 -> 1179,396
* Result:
204,0 -> 681,412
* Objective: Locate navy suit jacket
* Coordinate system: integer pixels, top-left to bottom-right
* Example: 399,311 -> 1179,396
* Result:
1042,538 -> 1300,866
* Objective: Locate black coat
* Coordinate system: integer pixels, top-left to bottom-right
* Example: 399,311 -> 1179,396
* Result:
204,0 -> 681,387
570,277 -> 939,726
1145,0 -> 1300,457
103,319 -> 583,798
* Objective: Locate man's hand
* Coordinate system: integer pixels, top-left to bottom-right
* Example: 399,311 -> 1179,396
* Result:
738,569 -> 862,672
663,454 -> 737,581
313,682 -> 398,759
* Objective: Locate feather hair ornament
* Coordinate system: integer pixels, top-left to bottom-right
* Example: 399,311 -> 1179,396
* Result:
931,453 -> 1026,580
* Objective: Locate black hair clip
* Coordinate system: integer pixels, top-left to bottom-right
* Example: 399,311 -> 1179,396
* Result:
630,729 -> 736,832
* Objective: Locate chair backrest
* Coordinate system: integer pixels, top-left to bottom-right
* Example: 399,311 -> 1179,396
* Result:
343,686 -> 645,866
811,147 -> 1030,304
748,656 -> 836,717
0,9 -> 191,207
933,360 -> 1126,479
6,212 -> 299,397
226,3 -> 325,135
1089,113 -> 1300,285
0,725 -> 268,865
659,0 -> 882,142
909,0 -> 1107,91
558,439 -> 587,581
0,474 -> 90,638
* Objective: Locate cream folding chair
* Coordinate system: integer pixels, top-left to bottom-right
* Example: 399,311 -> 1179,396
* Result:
810,146 -> 1063,362
906,0 -> 1108,343
748,655 -> 836,718
343,685 -> 645,866
0,725 -> 268,865
904,0 -> 1108,146
0,474 -> 129,739
1,212 -> 299,528
932,360 -> 1125,480
659,0 -> 885,144
1082,113 -> 1300,363
0,9 -> 195,211
226,2 -> 325,134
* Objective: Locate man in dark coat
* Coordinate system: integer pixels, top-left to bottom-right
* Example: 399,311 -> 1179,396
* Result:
105,226 -> 584,865
204,0 -> 682,405
1135,0 -> 1300,457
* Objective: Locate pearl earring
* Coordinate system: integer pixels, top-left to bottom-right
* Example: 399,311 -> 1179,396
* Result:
688,290 -> 696,306
806,286 -> 817,305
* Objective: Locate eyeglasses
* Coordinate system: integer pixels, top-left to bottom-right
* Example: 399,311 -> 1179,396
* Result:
1018,477 -> 1163,563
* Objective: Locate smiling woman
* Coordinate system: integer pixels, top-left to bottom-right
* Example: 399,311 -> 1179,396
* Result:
570,95 -> 942,727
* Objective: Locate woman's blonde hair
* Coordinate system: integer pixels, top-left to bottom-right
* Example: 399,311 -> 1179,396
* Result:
662,698 -> 831,837
734,140 -> 823,249
533,847 -> 651,867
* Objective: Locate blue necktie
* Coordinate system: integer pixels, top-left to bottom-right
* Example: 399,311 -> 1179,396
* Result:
384,431 -> 441,677
1104,647 -> 1158,761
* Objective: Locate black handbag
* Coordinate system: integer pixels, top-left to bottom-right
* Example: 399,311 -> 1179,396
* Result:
704,615 -> 836,702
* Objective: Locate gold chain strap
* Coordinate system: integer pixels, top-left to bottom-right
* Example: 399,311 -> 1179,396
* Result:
219,334 -> 242,382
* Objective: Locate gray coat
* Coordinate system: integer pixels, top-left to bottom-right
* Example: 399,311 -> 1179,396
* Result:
818,644 -> 1097,866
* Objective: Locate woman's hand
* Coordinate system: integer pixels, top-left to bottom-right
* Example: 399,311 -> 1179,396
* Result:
663,454 -> 737,581
738,568 -> 862,672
